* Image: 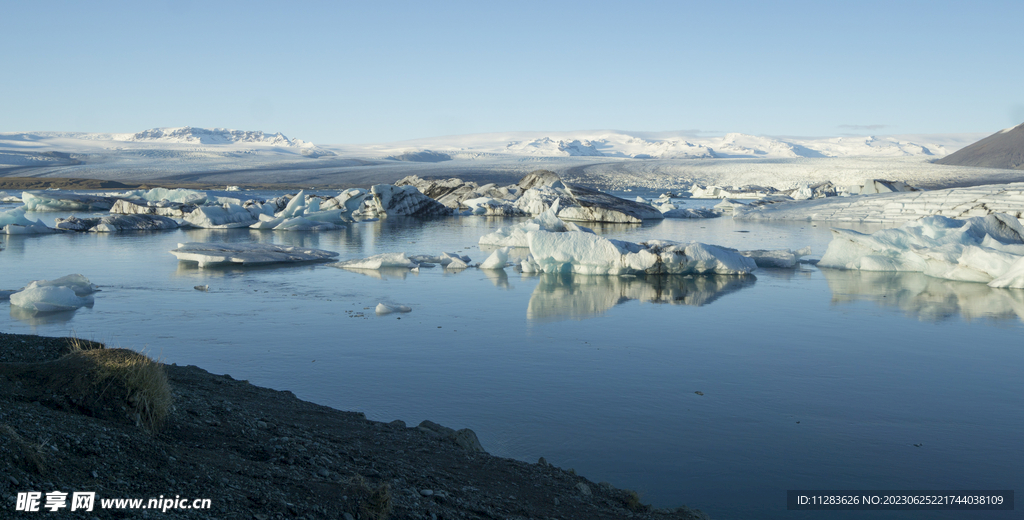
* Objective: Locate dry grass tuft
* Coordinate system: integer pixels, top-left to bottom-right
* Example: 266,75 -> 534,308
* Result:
352,476 -> 393,520
0,423 -> 48,474
0,348 -> 172,434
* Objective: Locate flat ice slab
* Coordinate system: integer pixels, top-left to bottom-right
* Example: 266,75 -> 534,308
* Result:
170,242 -> 339,267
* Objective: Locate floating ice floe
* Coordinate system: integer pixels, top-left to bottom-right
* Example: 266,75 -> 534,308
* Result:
331,251 -> 472,270
21,191 -> 118,211
375,303 -> 412,315
740,247 -> 813,268
9,274 -> 98,312
478,199 -> 593,247
521,231 -> 758,275
169,242 -> 339,267
818,213 -> 1024,288
1,207 -> 56,234
55,214 -> 180,232
0,191 -> 22,203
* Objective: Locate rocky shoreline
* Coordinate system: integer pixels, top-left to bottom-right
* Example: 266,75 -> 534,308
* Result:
1,333 -> 710,519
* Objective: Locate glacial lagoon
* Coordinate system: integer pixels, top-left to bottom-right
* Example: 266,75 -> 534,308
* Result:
2,195 -> 1022,519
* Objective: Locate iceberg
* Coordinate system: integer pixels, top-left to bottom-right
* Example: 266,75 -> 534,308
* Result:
332,253 -> 418,270
331,251 -> 471,270
819,213 -> 1024,288
355,184 -> 453,219
118,187 -> 208,205
478,199 -> 593,247
55,214 -> 180,232
740,247 -> 813,268
521,231 -> 757,275
9,274 -> 98,312
110,199 -> 197,217
1,207 -> 56,234
169,242 -> 339,267
479,247 -> 512,269
375,303 -> 412,315
21,191 -> 118,211
183,203 -> 265,228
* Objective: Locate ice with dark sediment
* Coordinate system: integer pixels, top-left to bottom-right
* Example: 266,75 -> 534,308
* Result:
55,214 -> 180,232
818,213 -> 1024,288
400,170 -> 665,222
110,199 -> 198,217
169,242 -> 339,267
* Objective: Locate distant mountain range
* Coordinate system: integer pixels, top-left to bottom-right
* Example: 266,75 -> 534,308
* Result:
0,127 -> 983,162
935,123 -> 1024,170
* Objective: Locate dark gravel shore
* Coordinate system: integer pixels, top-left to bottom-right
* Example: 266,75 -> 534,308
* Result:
1,332 -> 711,519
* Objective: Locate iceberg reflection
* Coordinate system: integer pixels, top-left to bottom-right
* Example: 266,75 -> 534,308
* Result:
821,268 -> 1024,322
526,272 -> 756,322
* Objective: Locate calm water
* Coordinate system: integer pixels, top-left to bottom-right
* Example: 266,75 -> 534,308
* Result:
2,194 -> 1022,519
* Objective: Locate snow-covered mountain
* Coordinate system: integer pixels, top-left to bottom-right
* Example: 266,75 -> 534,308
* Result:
334,130 -> 978,161
1,126 -> 1008,191
935,122 -> 1024,170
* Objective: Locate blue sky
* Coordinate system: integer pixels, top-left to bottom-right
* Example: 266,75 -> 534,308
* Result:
3,0 -> 1022,144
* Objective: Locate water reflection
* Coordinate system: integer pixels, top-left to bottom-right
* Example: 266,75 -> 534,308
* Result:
821,268 -> 1024,322
9,303 -> 90,327
526,272 -> 756,322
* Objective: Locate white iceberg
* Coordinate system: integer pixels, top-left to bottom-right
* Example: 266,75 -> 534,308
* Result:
331,251 -> 471,270
184,203 -> 265,228
9,274 -> 98,312
479,247 -> 512,269
119,187 -> 208,205
1,207 -> 56,234
332,253 -> 418,270
478,199 -> 593,247
170,242 -> 339,267
819,213 -> 1024,288
521,231 -> 757,275
375,303 -> 412,315
21,191 -> 118,211
740,247 -> 813,268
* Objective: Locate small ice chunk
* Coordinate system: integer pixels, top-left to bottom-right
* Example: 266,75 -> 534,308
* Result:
479,247 -> 511,269
332,253 -> 418,270
10,286 -> 92,312
446,257 -> 468,269
375,303 -> 412,315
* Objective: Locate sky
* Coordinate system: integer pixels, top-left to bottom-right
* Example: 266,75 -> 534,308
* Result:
3,0 -> 1023,144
